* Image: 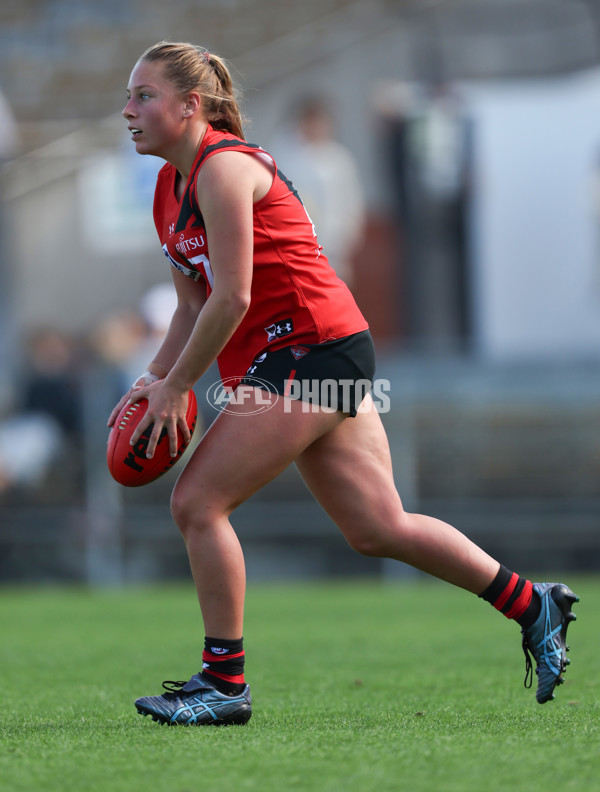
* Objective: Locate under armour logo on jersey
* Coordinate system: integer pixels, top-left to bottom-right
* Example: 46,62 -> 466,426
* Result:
265,319 -> 294,342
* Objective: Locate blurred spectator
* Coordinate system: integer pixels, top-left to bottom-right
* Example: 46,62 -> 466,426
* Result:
376,81 -> 472,352
22,327 -> 82,438
0,413 -> 63,493
269,96 -> 365,288
0,327 -> 83,496
89,285 -> 177,393
89,307 -> 150,398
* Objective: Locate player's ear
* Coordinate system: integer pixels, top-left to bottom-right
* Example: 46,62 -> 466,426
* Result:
183,91 -> 201,118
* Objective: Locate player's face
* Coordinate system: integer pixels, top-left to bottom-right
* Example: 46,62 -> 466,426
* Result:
123,59 -> 188,158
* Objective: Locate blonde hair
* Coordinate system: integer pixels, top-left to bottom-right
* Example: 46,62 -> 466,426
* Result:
140,41 -> 245,139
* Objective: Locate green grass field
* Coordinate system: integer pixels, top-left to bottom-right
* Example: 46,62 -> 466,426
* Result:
1,577 -> 598,792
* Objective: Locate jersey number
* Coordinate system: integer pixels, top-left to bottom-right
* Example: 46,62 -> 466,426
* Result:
188,253 -> 214,289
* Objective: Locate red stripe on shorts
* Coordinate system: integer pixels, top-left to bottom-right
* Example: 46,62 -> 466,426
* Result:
284,370 -> 297,397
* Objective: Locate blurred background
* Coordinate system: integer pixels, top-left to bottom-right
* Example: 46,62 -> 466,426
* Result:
2,0 -> 600,585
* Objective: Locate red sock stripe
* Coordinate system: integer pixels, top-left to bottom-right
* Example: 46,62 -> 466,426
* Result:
492,572 -> 519,611
202,648 -> 245,684
202,650 -> 245,662
503,579 -> 533,620
203,669 -> 246,684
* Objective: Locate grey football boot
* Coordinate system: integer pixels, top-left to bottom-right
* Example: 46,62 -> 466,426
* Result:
135,673 -> 252,725
521,582 -> 578,703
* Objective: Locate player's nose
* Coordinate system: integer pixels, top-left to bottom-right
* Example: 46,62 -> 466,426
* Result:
122,98 -> 135,119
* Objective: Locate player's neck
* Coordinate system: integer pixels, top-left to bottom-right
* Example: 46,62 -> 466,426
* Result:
170,123 -> 208,196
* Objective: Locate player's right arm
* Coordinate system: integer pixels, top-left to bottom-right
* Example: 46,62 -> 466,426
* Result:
148,268 -> 208,380
107,269 -> 207,428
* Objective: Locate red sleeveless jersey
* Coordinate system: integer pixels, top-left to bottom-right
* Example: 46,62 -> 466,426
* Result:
153,125 -> 368,384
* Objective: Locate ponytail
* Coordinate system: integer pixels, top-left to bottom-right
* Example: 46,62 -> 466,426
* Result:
203,52 -> 245,139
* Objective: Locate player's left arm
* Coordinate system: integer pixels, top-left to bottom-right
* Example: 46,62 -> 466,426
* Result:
130,152 -> 258,457
165,151 -> 257,390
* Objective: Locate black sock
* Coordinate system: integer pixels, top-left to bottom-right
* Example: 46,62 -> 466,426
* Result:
201,636 -> 245,695
478,565 -> 540,629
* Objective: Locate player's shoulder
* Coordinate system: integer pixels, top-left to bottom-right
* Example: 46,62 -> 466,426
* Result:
197,147 -> 268,201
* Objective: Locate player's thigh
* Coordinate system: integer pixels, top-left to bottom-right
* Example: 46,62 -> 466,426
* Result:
295,394 -> 404,541
172,389 -> 344,517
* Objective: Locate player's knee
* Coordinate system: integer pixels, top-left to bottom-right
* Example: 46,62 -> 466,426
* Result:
346,531 -> 390,558
170,481 -> 231,537
349,537 -> 380,557
345,510 -> 413,558
170,483 -> 196,535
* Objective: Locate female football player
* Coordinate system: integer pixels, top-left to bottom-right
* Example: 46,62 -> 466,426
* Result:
110,41 -> 578,725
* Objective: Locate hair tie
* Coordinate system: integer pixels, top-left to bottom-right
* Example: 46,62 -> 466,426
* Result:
204,51 -> 211,65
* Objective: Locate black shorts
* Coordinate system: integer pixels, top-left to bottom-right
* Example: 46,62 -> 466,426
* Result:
239,329 -> 375,417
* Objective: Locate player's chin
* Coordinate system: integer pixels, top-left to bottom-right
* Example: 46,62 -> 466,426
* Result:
133,138 -> 156,156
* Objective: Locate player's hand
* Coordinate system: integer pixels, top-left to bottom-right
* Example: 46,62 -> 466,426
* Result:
107,388 -> 134,429
107,371 -> 161,429
129,380 -> 192,459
